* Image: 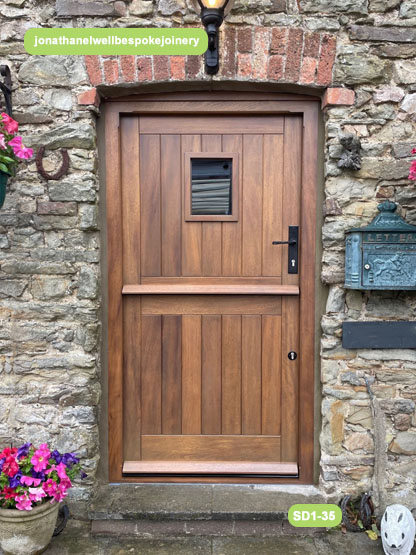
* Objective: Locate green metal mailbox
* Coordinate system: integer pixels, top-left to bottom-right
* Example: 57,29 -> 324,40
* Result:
345,201 -> 416,290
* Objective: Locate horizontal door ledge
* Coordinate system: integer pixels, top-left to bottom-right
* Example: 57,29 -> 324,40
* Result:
122,285 -> 299,295
123,461 -> 298,476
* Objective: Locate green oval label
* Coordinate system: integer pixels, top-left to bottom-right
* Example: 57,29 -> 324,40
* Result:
288,504 -> 342,527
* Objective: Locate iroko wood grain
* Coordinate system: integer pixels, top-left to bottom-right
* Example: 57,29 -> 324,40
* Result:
123,461 -> 298,476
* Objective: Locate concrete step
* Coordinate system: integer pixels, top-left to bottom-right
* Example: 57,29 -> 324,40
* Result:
89,484 -> 330,522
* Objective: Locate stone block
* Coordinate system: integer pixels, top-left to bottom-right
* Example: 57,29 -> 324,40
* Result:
300,0 -> 368,13
79,204 -> 99,230
28,124 -> 95,150
344,432 -> 374,453
56,0 -> 115,17
0,280 -> 27,298
400,1 -> 416,18
394,60 -> 416,84
346,406 -> 372,428
37,202 -> 77,216
334,53 -> 390,85
373,86 -> 405,104
392,143 -> 415,158
78,267 -> 98,299
390,431 -> 416,455
349,25 -> 416,43
129,0 -> 153,16
18,57 -> 69,86
31,276 -> 70,300
369,0 -> 401,10
158,0 -> 185,16
394,414 -> 411,431
401,93 -> 416,114
49,180 -> 96,202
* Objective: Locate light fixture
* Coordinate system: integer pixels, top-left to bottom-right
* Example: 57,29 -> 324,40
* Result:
191,0 -> 235,75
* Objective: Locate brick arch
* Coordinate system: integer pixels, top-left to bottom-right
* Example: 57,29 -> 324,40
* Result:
79,26 -> 338,107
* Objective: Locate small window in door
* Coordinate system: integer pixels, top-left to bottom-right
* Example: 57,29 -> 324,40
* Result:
184,152 -> 239,222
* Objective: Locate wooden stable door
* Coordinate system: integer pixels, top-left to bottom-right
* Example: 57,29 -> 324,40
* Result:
106,94 -> 318,482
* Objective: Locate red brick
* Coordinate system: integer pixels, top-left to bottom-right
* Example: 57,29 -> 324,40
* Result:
170,56 -> 185,80
137,57 -> 153,81
238,27 -> 253,53
237,53 -> 252,78
153,55 -> 170,81
253,27 -> 270,80
120,55 -> 136,82
303,32 -> 321,58
284,28 -> 303,81
316,34 -> 336,86
322,87 -> 355,108
77,88 -> 100,107
270,27 -> 288,55
37,202 -> 77,216
268,55 -> 284,81
85,55 -> 103,86
186,55 -> 201,79
103,59 -> 119,84
221,27 -> 236,77
299,57 -> 318,84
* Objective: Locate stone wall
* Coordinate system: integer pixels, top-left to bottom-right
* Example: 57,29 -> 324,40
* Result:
0,0 -> 416,511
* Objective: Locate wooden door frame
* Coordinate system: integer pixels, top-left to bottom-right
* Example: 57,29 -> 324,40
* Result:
104,92 -> 320,484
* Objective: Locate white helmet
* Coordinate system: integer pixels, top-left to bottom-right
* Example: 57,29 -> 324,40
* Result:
381,504 -> 415,555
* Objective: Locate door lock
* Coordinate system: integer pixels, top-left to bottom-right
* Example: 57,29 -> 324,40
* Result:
288,351 -> 297,361
273,226 -> 299,274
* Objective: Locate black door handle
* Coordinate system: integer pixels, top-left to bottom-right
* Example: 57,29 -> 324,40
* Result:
272,226 -> 298,274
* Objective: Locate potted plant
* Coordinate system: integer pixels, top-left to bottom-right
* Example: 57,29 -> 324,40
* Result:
0,112 -> 33,209
0,442 -> 86,555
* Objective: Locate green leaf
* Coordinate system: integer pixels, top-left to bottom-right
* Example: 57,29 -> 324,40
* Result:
0,155 -> 14,163
357,520 -> 364,529
0,162 -> 10,174
366,530 -> 378,541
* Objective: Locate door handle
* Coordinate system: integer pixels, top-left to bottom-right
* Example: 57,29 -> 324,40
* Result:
272,226 -> 299,274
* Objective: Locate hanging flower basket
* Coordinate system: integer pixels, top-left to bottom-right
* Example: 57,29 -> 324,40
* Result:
0,170 -> 8,209
0,112 -> 33,210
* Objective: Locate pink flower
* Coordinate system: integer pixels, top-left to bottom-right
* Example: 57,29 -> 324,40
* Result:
412,148 -> 416,154
56,462 -> 68,480
2,456 -> 19,477
8,136 -> 33,160
28,487 -> 46,502
31,444 -> 51,472
52,482 -> 70,503
20,475 -> 41,487
42,479 -> 57,497
1,113 -> 18,135
15,493 -> 32,511
0,133 -> 6,150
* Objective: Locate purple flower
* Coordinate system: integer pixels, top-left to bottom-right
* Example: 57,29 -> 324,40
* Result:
0,457 -> 4,472
31,469 -> 46,481
17,442 -> 31,460
80,471 -> 88,480
51,450 -> 62,464
9,471 -> 22,488
62,453 -> 79,468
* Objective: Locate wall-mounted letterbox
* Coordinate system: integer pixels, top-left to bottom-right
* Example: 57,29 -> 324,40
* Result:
345,201 -> 416,290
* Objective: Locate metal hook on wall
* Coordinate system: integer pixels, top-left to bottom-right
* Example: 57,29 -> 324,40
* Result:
0,65 -> 12,117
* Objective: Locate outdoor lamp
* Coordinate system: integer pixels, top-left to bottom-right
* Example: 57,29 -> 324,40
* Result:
191,0 -> 235,75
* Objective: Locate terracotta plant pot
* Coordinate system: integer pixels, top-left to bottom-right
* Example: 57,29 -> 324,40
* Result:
0,501 -> 59,555
0,170 -> 8,209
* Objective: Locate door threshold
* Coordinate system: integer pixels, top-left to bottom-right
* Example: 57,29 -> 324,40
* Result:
123,461 -> 298,477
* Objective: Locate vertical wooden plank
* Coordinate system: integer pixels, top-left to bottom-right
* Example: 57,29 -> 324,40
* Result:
242,135 -> 263,276
202,315 -> 222,435
242,315 -> 262,435
262,315 -> 281,436
182,315 -> 202,434
106,108 -> 123,480
202,135 -> 222,276
182,135 -> 202,276
222,135 -> 242,276
141,134 -> 161,277
263,134 -> 284,277
141,315 -> 162,434
120,117 -> 141,461
283,117 -> 302,286
281,296 -> 299,462
161,135 -> 182,277
162,315 -> 182,435
298,106 -> 318,483
222,315 -> 242,435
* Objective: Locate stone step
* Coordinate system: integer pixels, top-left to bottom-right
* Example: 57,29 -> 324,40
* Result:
89,484 -> 330,522
91,518 -> 325,538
